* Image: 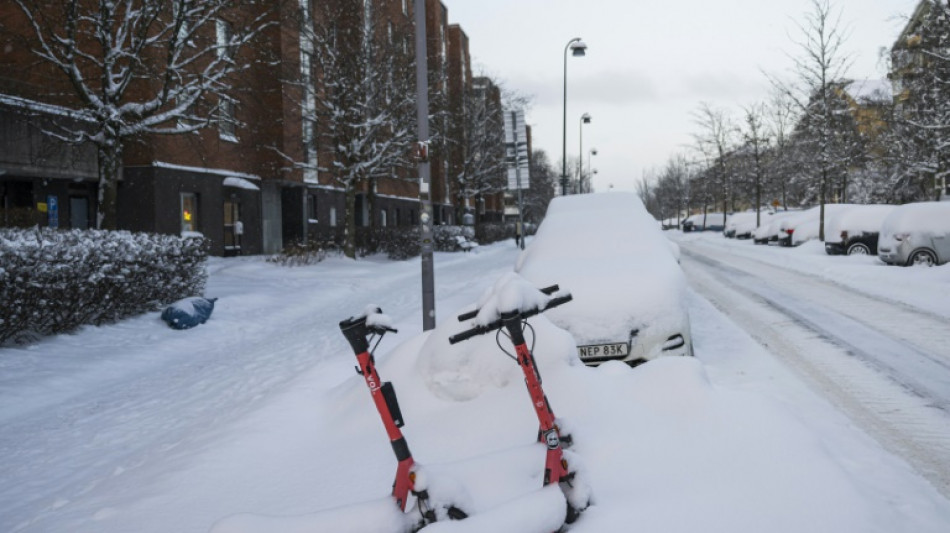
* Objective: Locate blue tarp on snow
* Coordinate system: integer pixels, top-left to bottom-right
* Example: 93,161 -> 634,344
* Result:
161,297 -> 217,330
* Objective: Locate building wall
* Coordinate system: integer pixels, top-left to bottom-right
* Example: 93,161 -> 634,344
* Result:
1,0 -> 502,250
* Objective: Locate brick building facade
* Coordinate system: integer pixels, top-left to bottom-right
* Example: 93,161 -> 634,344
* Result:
0,0 -> 507,255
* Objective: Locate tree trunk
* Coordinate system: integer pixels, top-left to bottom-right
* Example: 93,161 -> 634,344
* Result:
344,185 -> 357,259
96,143 -> 121,230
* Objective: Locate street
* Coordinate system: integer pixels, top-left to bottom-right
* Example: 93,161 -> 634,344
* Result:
676,234 -> 950,497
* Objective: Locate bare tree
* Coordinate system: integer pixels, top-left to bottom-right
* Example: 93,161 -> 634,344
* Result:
11,0 -> 275,229
741,103 -> 770,226
450,76 -> 506,227
298,0 -> 416,258
523,148 -> 557,223
772,0 -> 852,239
692,102 -> 735,228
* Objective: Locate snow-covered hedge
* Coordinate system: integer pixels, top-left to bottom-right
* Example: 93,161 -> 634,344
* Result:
0,228 -> 209,344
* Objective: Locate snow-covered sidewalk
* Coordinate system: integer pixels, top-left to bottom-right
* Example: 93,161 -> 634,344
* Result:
1,239 -> 949,532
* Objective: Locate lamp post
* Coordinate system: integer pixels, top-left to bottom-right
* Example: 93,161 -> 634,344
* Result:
561,38 -> 587,196
413,0 -> 435,330
587,148 -> 598,193
578,113 -> 590,194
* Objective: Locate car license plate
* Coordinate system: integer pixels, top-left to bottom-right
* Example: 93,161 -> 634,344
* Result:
578,343 -> 629,360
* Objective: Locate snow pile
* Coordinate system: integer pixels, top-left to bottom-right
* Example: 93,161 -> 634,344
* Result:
824,204 -> 897,244
416,274 -> 575,402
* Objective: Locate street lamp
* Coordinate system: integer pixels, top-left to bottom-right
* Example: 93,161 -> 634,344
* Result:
561,38 -> 587,196
578,113 -> 590,194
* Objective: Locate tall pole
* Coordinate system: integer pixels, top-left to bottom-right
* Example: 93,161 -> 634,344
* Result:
578,115 -> 585,195
512,110 -> 526,251
561,38 -> 581,196
414,0 -> 435,331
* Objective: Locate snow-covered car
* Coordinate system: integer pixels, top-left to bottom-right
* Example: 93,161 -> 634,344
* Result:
753,210 -> 801,244
778,204 -> 860,247
515,192 -> 692,366
878,202 -> 950,267
682,212 -> 726,232
724,212 -> 759,239
824,204 -> 897,255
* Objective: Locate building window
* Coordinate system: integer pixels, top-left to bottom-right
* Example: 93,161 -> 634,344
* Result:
181,192 -> 199,234
307,193 -> 318,223
380,209 -> 388,227
402,0 -> 408,15
329,206 -> 337,227
218,98 -> 237,141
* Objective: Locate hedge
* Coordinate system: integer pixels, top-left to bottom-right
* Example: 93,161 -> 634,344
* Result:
0,227 -> 209,345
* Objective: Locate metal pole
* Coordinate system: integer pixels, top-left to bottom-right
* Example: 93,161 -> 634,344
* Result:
512,110 -> 526,250
578,117 -> 584,195
561,39 -> 578,196
414,0 -> 435,331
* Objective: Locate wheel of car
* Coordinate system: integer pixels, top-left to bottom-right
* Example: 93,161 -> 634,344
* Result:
908,249 -> 936,267
846,242 -> 870,255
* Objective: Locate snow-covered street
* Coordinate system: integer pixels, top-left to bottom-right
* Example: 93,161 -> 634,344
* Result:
676,232 -> 950,497
2,236 -> 950,532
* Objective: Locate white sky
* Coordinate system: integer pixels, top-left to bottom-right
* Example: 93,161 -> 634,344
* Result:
441,0 -> 920,192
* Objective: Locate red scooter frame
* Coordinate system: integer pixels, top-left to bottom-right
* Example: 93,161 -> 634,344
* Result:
449,285 -> 586,522
340,310 -> 466,525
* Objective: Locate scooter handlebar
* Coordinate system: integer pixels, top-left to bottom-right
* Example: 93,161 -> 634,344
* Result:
448,292 -> 572,345
455,284 -> 560,322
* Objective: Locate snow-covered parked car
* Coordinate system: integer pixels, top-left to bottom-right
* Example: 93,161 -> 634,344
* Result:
724,212 -> 759,239
878,202 -> 950,267
753,210 -> 801,244
778,204 -> 860,246
824,204 -> 897,255
682,212 -> 726,232
515,192 -> 692,366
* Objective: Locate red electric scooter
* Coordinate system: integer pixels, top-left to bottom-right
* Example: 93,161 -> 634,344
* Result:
448,284 -> 590,524
339,308 -> 466,529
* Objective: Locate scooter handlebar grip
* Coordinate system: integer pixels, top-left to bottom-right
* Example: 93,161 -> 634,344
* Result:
540,284 -> 560,295
456,309 -> 478,322
448,324 -> 493,344
544,293 -> 573,311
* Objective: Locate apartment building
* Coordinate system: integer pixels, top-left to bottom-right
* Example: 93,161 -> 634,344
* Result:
0,0 -> 503,254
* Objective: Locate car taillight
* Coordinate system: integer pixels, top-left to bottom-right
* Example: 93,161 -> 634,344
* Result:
786,228 -> 794,235
840,231 -> 848,240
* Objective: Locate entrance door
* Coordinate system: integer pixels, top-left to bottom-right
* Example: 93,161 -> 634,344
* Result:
70,197 -> 89,229
223,200 -> 242,256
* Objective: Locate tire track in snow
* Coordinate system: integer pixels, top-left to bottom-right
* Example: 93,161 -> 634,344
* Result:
680,246 -> 950,498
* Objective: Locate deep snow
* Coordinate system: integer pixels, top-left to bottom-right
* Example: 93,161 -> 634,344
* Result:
1,235 -> 950,532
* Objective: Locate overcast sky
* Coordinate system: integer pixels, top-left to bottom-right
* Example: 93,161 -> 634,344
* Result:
441,0 -> 920,193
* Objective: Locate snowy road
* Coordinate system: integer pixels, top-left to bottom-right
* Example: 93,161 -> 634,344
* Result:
677,236 -> 950,497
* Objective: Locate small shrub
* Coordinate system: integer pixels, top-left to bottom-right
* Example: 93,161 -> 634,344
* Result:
267,239 -> 341,266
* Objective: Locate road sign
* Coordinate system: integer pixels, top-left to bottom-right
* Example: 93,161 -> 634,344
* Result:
504,110 -> 529,190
